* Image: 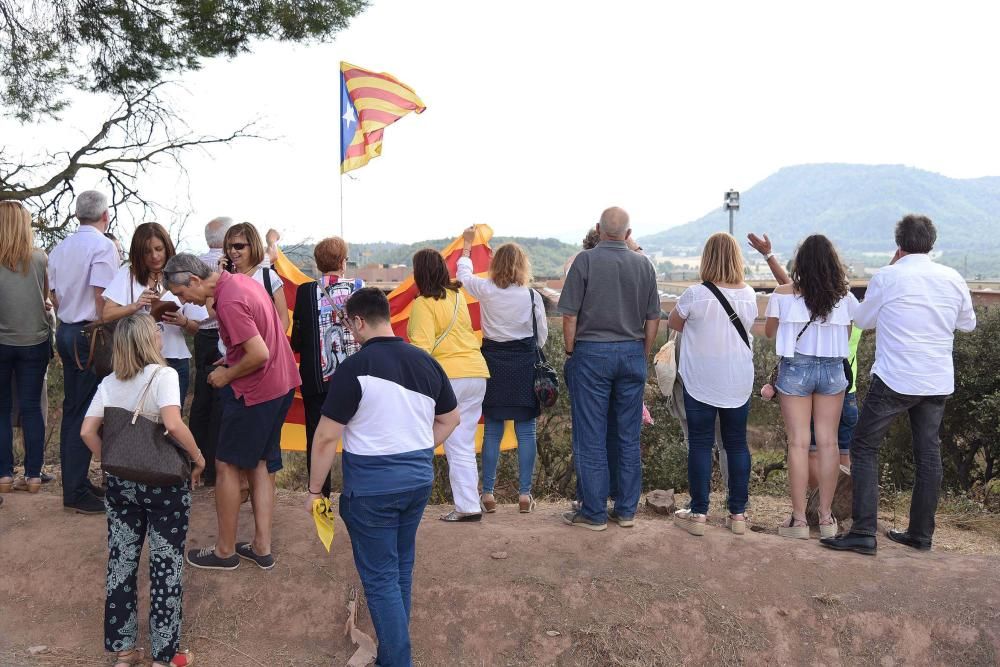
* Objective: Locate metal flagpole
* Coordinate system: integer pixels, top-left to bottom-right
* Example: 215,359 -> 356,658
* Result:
340,63 -> 345,239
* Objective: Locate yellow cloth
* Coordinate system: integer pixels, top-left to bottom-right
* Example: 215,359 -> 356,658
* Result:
312,497 -> 336,552
408,290 -> 490,379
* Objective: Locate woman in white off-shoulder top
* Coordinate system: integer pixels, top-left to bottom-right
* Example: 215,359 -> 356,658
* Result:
764,234 -> 858,541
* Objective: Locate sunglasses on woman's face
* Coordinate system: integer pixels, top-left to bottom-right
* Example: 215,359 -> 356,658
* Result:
229,243 -> 249,251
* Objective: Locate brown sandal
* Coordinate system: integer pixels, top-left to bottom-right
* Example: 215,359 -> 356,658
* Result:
480,493 -> 497,513
112,648 -> 144,666
778,514 -> 809,540
13,477 -> 41,493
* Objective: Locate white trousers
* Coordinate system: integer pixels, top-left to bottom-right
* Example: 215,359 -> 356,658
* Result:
444,377 -> 487,513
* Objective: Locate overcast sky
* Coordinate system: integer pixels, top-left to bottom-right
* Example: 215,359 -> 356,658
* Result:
8,1 -> 1000,252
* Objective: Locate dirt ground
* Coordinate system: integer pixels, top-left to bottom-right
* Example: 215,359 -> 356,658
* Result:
1,489 -> 998,667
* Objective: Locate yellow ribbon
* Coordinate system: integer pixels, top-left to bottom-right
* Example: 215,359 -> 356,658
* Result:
312,497 -> 336,552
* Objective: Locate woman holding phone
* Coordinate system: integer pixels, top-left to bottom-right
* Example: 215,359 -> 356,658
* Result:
102,223 -> 207,405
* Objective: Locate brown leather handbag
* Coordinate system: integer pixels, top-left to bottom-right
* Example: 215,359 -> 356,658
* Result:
101,367 -> 192,486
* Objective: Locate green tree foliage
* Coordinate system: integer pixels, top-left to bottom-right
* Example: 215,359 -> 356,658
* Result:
0,0 -> 368,120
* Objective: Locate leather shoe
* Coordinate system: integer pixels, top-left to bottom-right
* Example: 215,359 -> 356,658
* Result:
887,529 -> 931,551
87,482 -> 106,498
63,492 -> 105,515
819,531 -> 877,556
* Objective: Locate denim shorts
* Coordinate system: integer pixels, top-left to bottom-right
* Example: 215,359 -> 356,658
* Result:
776,353 -> 849,397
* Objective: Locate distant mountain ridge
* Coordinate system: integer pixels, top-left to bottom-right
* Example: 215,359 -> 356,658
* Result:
640,164 -> 1000,257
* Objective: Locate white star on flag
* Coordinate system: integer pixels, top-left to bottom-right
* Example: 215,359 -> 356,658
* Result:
342,105 -> 356,126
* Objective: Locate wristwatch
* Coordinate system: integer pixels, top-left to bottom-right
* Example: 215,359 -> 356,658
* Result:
764,252 -> 775,261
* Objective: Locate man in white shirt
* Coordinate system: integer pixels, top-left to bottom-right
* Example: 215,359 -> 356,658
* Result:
821,215 -> 976,555
48,190 -> 120,514
190,216 -> 235,485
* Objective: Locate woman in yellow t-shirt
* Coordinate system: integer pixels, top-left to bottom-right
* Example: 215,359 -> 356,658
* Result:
408,249 -> 490,521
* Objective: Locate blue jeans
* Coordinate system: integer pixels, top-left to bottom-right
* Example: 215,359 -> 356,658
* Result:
481,418 -> 536,495
166,357 -> 190,409
572,398 -> 620,503
339,485 -> 432,667
56,323 -> 100,503
683,388 -> 751,515
0,341 -> 50,478
566,341 -> 646,523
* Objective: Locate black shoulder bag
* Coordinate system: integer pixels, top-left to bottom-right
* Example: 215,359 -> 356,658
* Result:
530,290 -> 559,408
701,281 -> 751,349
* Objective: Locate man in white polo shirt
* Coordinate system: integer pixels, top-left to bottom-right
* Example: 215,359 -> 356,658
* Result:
48,190 -> 120,514
821,215 -> 976,555
306,287 -> 460,667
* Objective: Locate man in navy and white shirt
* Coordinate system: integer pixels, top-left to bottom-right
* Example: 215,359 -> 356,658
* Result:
306,287 -> 459,667
821,215 -> 976,556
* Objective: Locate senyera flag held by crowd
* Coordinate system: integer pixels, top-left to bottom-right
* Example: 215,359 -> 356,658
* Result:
272,224 -> 518,454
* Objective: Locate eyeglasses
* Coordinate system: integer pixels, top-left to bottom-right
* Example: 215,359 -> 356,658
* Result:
228,243 -> 249,251
155,323 -> 165,332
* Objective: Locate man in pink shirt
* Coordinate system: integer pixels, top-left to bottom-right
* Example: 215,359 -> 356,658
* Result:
164,253 -> 299,571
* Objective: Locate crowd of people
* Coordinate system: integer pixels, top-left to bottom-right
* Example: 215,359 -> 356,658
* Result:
0,193 -> 978,667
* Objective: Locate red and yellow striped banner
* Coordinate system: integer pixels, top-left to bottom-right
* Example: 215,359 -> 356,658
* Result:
274,224 -> 517,454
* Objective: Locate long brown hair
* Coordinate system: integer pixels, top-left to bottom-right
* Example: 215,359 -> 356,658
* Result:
413,248 -> 461,300
128,223 -> 176,287
791,234 -> 849,320
0,202 -> 34,274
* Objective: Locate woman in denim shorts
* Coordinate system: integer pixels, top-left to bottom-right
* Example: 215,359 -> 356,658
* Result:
765,235 -> 859,540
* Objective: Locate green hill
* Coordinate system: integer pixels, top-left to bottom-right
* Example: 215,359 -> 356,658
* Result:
640,164 -> 1000,277
284,236 -> 578,279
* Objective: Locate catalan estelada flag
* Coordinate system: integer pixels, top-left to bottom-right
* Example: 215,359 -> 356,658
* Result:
341,61 -> 426,174
274,225 -> 517,454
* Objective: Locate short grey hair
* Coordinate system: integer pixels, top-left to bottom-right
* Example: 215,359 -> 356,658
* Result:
204,216 -> 235,248
599,206 -> 630,239
895,214 -> 936,254
164,253 -> 213,288
75,191 -> 109,223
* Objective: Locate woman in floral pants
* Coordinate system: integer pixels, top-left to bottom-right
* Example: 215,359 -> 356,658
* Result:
81,313 -> 204,667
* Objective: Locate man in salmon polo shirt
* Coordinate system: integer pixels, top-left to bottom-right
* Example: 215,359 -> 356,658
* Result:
164,253 -> 299,571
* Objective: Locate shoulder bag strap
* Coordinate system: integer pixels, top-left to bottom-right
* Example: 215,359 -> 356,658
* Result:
131,367 -> 165,424
262,267 -> 275,304
701,281 -> 750,349
530,289 -> 541,351
431,290 -> 461,354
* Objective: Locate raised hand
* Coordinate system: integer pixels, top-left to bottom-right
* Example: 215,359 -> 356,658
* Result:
747,232 -> 772,256
462,225 -> 476,246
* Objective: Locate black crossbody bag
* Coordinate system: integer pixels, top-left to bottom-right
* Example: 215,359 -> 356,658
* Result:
701,281 -> 751,349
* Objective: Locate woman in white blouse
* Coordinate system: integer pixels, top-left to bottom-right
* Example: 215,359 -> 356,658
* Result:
102,223 -> 207,405
667,233 -> 757,536
456,227 -> 548,514
764,234 -> 858,540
